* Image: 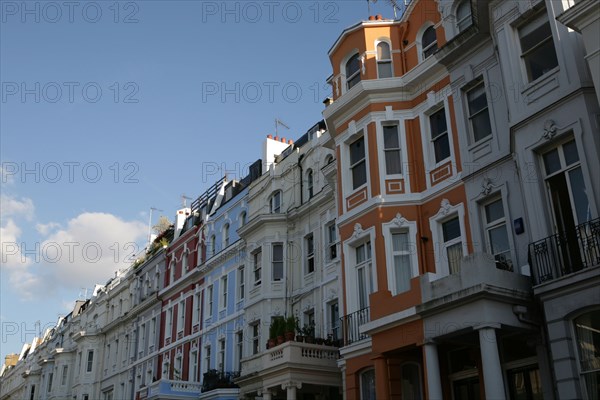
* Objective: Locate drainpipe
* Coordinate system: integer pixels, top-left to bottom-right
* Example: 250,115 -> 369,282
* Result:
298,154 -> 305,206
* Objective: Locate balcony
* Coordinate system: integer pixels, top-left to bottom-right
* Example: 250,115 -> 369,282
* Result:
201,370 -> 239,393
240,340 -> 339,377
340,307 -> 370,346
142,379 -> 202,399
529,218 -> 600,285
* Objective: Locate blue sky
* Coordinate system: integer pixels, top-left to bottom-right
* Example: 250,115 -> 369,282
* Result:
0,0 -> 399,361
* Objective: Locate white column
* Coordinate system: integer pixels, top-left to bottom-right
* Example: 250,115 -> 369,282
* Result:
286,386 -> 297,400
262,390 -> 272,400
479,327 -> 506,400
424,342 -> 443,400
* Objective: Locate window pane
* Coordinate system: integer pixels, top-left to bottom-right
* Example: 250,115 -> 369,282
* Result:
361,370 -> 376,400
392,232 -> 410,252
563,140 -> 580,166
457,1 -> 472,32
523,39 -> 559,81
377,42 -> 391,60
489,226 -> 510,255
273,244 -> 283,261
568,167 -> 591,224
350,137 -> 365,165
352,161 -> 367,189
346,54 -> 360,77
433,134 -> 450,163
383,126 -> 400,149
443,218 -> 461,242
401,364 -> 423,400
358,268 -> 367,309
447,243 -> 463,274
430,108 -> 448,139
520,20 -> 552,53
471,110 -> 492,142
467,84 -> 487,115
386,150 -> 402,175
378,62 -> 393,78
356,244 -> 365,264
543,149 -> 561,175
422,26 -> 437,51
485,199 -> 504,223
394,254 -> 412,293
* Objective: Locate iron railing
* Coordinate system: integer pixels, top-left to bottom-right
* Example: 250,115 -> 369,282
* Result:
529,218 -> 600,285
340,307 -> 370,346
201,370 -> 240,393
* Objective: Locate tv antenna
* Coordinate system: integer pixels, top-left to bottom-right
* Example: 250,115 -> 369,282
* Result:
275,118 -> 290,136
385,0 -> 406,19
181,194 -> 192,207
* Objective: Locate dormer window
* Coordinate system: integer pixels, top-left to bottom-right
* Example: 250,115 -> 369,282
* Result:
376,42 -> 393,78
270,191 -> 282,213
346,53 -> 361,90
422,26 -> 438,59
456,0 -> 472,32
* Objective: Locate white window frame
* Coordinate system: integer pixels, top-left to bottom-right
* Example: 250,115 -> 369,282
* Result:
204,345 -> 211,372
306,169 -> 314,199
218,338 -> 226,372
418,23 -> 437,61
236,330 -> 244,371
343,226 -> 377,313
206,285 -> 213,318
177,299 -> 185,334
345,52 -> 361,91
517,10 -> 559,83
238,266 -> 245,301
348,134 -> 368,191
190,350 -> 198,382
325,221 -> 338,262
192,292 -> 201,326
86,350 -> 94,373
464,79 -> 493,144
482,196 -> 513,270
429,201 -> 468,279
381,123 -> 403,176
270,191 -> 282,213
222,223 -> 230,248
251,321 -> 261,355
305,233 -> 315,274
375,39 -> 393,79
253,248 -> 262,286
169,259 -> 175,285
166,307 -> 173,339
455,0 -> 472,33
182,250 -> 189,273
428,106 -> 452,165
382,215 -> 419,295
220,275 -> 228,310
272,243 -> 284,281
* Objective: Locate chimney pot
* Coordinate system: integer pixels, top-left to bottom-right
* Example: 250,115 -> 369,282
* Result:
376,14 -> 382,20
288,139 -> 293,144
281,137 -> 286,143
368,15 -> 375,21
274,136 -> 279,141
267,134 -> 273,139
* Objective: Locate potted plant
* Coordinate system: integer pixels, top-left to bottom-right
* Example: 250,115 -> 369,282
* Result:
268,320 -> 277,349
284,316 -> 297,342
302,323 -> 315,344
275,317 -> 286,345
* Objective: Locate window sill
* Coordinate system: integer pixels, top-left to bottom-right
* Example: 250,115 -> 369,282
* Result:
520,67 -> 560,104
467,135 -> 493,151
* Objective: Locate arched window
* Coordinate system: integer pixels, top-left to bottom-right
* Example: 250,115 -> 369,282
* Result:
422,26 -> 438,59
239,211 -> 247,227
360,369 -> 376,400
377,41 -> 393,78
223,223 -> 230,248
325,154 -> 334,165
270,191 -> 282,213
456,0 -> 472,32
401,362 -> 423,400
182,250 -> 188,272
210,235 -> 216,257
346,53 -> 361,90
573,310 -> 600,398
306,169 -> 314,199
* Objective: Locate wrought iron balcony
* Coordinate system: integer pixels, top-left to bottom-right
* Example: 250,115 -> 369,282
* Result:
529,218 -> 600,285
201,370 -> 240,393
340,307 -> 370,346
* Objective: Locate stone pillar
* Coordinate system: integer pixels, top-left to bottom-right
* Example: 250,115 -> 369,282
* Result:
424,342 -> 443,400
373,354 -> 390,400
282,382 -> 301,400
478,326 -> 506,400
261,390 -> 272,400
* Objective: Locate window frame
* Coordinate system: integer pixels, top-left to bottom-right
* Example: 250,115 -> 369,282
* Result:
429,201 -> 467,279
222,223 -> 230,248
420,25 -> 438,60
482,196 -> 513,270
238,266 -> 245,301
218,338 -> 226,372
86,350 -> 94,373
383,216 -> 419,296
220,275 -> 228,310
306,169 -> 314,199
251,321 -> 261,355
272,242 -> 284,281
305,233 -> 315,274
572,309 -> 600,399
375,39 -> 393,79
325,221 -> 338,262
349,135 -> 367,190
428,106 -> 451,165
360,368 -> 376,400
345,53 -> 361,90
177,299 -> 185,333
270,191 -> 282,213
382,124 -> 402,176
464,79 -> 493,144
206,285 -> 214,318
253,248 -> 262,286
456,0 -> 472,33
517,10 -> 559,83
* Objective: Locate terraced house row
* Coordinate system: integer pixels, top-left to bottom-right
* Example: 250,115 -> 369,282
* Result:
2,0 -> 599,399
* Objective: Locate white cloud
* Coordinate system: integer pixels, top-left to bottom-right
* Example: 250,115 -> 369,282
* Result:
0,194 -> 34,220
35,222 -> 61,236
40,212 -> 146,290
